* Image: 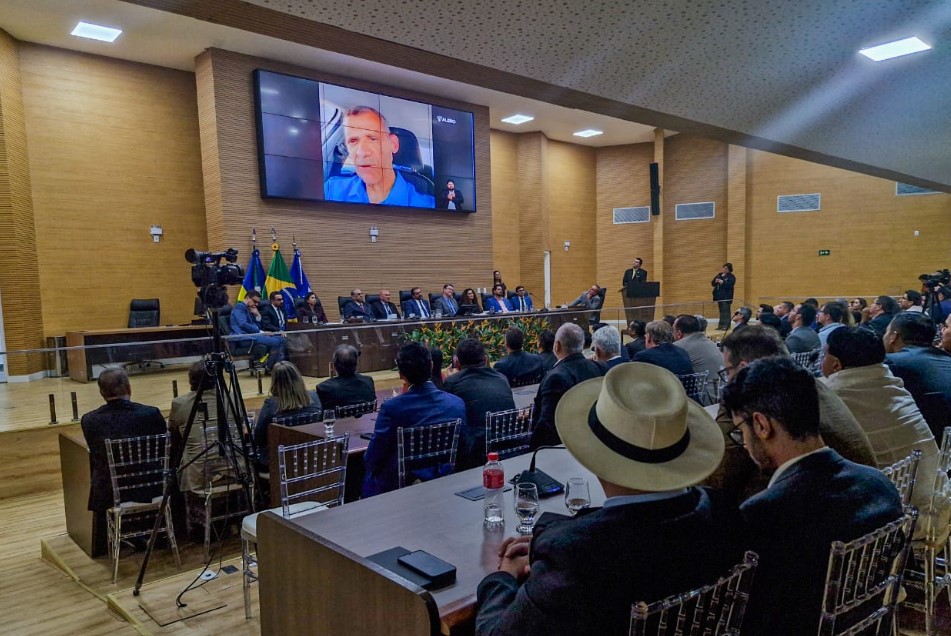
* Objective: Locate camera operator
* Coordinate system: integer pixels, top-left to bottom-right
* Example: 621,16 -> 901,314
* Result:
230,290 -> 286,373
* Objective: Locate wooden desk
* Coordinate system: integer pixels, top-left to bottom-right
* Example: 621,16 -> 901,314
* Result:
59,430 -> 107,557
65,325 -> 213,383
257,449 -> 601,635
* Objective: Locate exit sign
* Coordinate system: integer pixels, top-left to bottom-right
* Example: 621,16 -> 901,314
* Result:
818,250 -> 831,256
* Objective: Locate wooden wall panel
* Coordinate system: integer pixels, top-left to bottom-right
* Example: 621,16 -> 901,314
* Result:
198,49 -> 492,321
595,143 -> 654,309
490,130 -> 520,286
18,45 -> 206,338
0,31 -> 45,374
747,150 -> 951,303
516,133 -> 546,301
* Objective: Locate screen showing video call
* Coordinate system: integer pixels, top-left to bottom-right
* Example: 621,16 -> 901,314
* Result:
253,69 -> 477,212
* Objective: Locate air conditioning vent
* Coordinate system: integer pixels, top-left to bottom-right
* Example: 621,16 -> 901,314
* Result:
613,206 -> 651,224
778,193 -> 821,212
675,202 -> 715,221
896,182 -> 939,196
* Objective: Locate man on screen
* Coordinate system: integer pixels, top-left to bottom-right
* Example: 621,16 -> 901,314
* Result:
324,106 -> 435,207
437,179 -> 464,210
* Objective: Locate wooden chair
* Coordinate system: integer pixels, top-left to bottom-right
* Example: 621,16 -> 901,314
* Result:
676,371 -> 710,405
105,433 -> 181,583
881,449 -> 922,507
628,551 -> 758,635
485,406 -> 534,460
397,420 -> 461,489
242,434 -> 350,618
818,507 -> 918,636
335,399 -> 378,419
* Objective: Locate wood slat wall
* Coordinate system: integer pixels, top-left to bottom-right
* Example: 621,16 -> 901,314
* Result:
490,131 -> 521,287
516,133 -> 546,300
196,49 -> 493,321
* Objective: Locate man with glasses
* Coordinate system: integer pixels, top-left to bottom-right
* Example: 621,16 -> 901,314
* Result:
862,295 -> 899,338
899,289 -> 924,314
343,288 -> 375,322
229,290 -> 286,372
721,356 -> 901,636
816,301 -> 846,353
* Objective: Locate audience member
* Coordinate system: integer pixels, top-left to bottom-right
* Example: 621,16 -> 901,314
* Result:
369,289 -> 401,320
721,357 -> 902,636
773,301 -> 794,338
429,347 -> 445,389
363,343 -> 466,497
315,344 -> 376,412
343,288 -> 375,322
899,289 -> 924,314
731,307 -> 751,333
444,338 -> 516,469
433,283 -> 459,317
260,291 -> 288,332
459,287 -> 482,315
81,369 -> 167,513
661,314 -> 676,326
590,325 -> 624,369
511,285 -> 534,312
934,286 -> 951,324
850,297 -> 869,325
941,313 -> 951,354
494,327 -> 543,386
784,303 -> 819,353
624,320 -> 647,358
402,287 -> 432,319
755,304 -> 773,320
862,295 -> 899,338
816,301 -> 846,352
253,362 -> 323,467
632,320 -> 692,376
756,311 -> 782,334
484,284 -> 513,313
530,323 -> 604,449
703,325 -> 875,504
537,330 -> 557,373
822,326 -> 939,523
672,314 -> 721,404
230,290 -> 286,371
297,291 -> 328,323
477,363 -> 739,635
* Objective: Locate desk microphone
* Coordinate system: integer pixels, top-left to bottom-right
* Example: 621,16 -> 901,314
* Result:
511,445 -> 566,497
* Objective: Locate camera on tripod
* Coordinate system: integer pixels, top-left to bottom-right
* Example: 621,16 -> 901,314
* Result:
186,248 -> 243,311
919,269 -> 950,290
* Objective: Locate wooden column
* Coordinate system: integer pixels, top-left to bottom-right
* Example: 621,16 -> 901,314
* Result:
726,145 -> 749,304
652,128 -> 665,312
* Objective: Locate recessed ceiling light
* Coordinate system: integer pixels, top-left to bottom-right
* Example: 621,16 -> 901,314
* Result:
501,114 -> 534,125
71,21 -> 122,43
859,36 -> 931,62
573,129 -> 603,138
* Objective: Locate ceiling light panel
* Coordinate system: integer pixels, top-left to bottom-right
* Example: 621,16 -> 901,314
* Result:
859,36 -> 931,62
501,114 -> 534,125
573,129 -> 603,138
71,22 -> 123,43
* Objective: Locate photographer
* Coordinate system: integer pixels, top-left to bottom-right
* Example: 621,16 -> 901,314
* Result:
934,286 -> 951,325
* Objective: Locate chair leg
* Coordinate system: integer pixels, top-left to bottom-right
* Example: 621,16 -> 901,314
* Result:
242,537 -> 254,619
204,493 -> 213,561
112,511 -> 122,584
164,505 -> 182,568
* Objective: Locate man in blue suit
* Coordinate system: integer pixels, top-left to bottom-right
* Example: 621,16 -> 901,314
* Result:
229,290 -> 286,371
401,287 -> 432,319
721,357 -> 902,636
632,320 -> 692,376
511,286 -> 534,312
362,342 -> 467,497
342,288 -> 375,322
484,284 -> 513,313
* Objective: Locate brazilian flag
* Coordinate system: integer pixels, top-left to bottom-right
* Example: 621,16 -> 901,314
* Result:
265,246 -> 296,320
237,248 -> 266,302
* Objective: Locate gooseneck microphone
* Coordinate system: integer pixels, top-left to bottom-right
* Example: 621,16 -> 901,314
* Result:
512,445 -> 566,496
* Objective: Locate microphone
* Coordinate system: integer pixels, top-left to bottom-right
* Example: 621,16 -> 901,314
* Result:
511,445 -> 566,497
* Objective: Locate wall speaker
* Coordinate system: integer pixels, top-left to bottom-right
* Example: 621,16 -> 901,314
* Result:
649,162 -> 660,216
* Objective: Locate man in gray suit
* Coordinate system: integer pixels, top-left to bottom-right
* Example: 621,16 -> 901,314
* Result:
785,303 -> 820,353
432,283 -> 459,317
672,314 -> 721,404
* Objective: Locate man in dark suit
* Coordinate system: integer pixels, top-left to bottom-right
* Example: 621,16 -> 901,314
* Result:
721,357 -> 902,636
401,287 -> 432,319
494,327 -> 544,387
885,313 -> 951,438
229,290 -> 286,371
530,323 -> 604,448
484,284 -> 514,313
315,344 -> 376,412
632,320 -> 692,376
862,294 -> 900,338
444,338 -> 516,469
477,362 -> 740,635
590,325 -> 625,369
342,288 -> 375,322
369,288 -> 401,320
432,283 -> 459,317
80,369 -> 168,513
621,257 -> 648,288
784,303 -> 820,353
362,343 -> 466,497
624,320 -> 647,359
260,291 -> 288,332
511,285 -> 534,312
774,301 -> 794,338
537,330 -> 557,374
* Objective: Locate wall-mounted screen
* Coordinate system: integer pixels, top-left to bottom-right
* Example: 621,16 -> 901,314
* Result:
253,69 -> 476,212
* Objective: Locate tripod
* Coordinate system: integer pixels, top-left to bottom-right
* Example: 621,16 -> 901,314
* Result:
133,307 -> 260,596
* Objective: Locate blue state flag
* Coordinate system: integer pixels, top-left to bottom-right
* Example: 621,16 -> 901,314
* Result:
237,248 -> 266,302
290,248 -> 312,301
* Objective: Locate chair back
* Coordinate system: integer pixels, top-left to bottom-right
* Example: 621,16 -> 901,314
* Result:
365,293 -> 380,307
920,426 -> 951,546
336,399 -> 377,419
276,434 -> 351,516
485,406 -> 534,460
629,551 -> 758,636
817,507 -> 918,636
397,419 -> 462,489
881,449 -> 922,507
790,349 -> 821,374
337,296 -> 350,318
677,371 -> 710,405
399,290 -> 414,304
105,433 -> 169,508
592,287 -> 607,323
128,298 -> 160,328
274,410 -> 325,428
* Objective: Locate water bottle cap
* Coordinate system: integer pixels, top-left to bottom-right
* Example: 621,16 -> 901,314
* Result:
487,452 -> 499,461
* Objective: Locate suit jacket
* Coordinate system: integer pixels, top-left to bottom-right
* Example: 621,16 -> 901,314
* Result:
343,300 -> 374,322
230,301 -> 261,334
779,314 -> 792,338
510,294 -> 534,312
253,391 -> 323,467
437,187 -> 464,209
785,326 -> 820,353
369,300 -> 401,320
260,303 -> 287,332
433,295 -> 460,317
624,337 -> 646,359
632,343 -> 693,376
81,399 -> 168,512
711,272 -> 735,301
443,366 -> 516,469
602,356 -> 626,370
484,296 -> 513,313
476,488 -> 743,636
494,351 -> 544,387
538,351 -> 557,374
886,345 -> 951,438
621,266 -> 648,287
531,353 -> 604,448
315,374 -> 376,412
863,312 -> 896,338
362,382 -> 467,497
740,449 -> 902,636
401,298 -> 432,319
674,332 -> 722,403
297,301 -> 328,323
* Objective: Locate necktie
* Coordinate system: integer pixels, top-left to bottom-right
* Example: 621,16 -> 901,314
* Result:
385,304 -> 394,318
419,300 -> 428,317
447,298 -> 455,314
278,308 -> 284,329
520,298 -> 525,311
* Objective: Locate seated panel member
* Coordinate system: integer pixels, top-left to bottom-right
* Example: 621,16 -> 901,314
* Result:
260,291 -> 288,332
458,287 -> 482,315
297,291 -> 328,324
401,287 -> 432,319
494,327 -> 544,387
511,286 -> 534,312
369,288 -> 401,321
315,344 -> 376,412
342,288 -> 375,322
484,284 -> 513,313
432,283 -> 459,317
323,106 -> 435,207
229,290 -> 286,371
567,284 -> 602,323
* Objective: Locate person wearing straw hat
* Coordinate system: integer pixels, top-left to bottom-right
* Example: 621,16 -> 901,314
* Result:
476,363 -> 742,636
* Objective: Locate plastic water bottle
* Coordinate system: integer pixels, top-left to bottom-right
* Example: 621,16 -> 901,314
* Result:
483,452 -> 505,529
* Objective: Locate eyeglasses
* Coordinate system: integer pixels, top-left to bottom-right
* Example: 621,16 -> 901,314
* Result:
717,365 -> 736,383
728,417 -> 751,447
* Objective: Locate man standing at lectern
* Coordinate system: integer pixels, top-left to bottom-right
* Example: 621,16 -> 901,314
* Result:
621,257 -> 649,323
622,257 -> 648,288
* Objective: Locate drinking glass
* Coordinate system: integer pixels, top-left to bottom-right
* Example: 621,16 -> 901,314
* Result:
564,477 -> 591,516
245,411 -> 256,436
323,409 -> 336,437
514,483 -> 540,535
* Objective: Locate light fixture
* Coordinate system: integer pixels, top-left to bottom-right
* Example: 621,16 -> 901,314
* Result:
859,36 -> 931,62
573,129 -> 603,138
71,21 -> 123,43
501,114 -> 534,125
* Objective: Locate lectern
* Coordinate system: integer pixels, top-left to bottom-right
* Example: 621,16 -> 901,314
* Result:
622,281 -> 659,323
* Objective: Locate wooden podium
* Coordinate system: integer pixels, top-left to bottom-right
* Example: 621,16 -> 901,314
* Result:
622,281 -> 659,324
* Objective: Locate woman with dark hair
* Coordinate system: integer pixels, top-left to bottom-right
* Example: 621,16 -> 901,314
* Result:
297,291 -> 328,324
459,288 -> 482,315
711,263 -> 736,330
253,361 -> 322,467
429,347 -> 445,389
492,270 -> 507,295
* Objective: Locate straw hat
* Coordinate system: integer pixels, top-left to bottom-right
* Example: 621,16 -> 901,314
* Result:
555,362 -> 724,491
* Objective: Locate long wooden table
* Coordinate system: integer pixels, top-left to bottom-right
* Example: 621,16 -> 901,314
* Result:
257,447 -> 601,635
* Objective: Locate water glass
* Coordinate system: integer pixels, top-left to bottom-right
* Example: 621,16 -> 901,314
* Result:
323,409 -> 336,437
514,483 -> 540,535
246,411 -> 256,436
564,477 -> 591,516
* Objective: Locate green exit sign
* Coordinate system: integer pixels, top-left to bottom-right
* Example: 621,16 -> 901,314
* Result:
818,250 -> 831,256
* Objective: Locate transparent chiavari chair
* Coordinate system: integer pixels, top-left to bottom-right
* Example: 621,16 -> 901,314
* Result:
335,399 -> 378,419
677,371 -> 710,405
881,449 -> 922,507
397,419 -> 461,489
485,405 -> 535,460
